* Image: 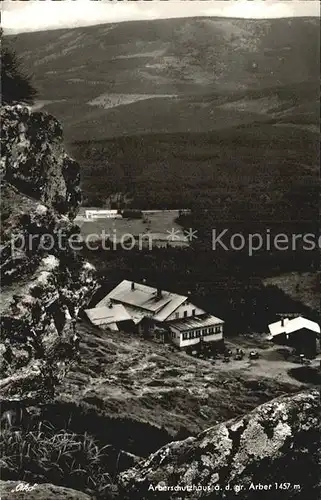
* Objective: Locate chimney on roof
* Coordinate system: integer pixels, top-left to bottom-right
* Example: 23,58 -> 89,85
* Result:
131,282 -> 135,291
281,317 -> 285,327
156,287 -> 162,300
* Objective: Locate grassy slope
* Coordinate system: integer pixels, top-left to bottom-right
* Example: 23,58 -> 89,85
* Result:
58,320 -> 304,439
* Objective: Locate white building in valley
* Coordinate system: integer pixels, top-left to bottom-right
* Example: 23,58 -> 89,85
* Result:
85,280 -> 224,349
85,209 -> 122,219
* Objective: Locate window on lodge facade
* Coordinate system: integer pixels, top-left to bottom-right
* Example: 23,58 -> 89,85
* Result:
182,326 -> 222,341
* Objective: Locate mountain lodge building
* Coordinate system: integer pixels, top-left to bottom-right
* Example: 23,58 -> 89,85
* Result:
85,280 -> 224,349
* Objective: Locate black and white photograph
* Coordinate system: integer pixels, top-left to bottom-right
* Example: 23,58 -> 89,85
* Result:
0,0 -> 320,498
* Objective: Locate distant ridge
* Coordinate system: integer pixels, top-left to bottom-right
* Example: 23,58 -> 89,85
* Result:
6,16 -> 318,141
4,15 -> 320,36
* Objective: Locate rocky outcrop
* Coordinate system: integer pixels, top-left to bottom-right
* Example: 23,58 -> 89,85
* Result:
0,480 -> 91,500
119,390 -> 320,499
1,105 -> 81,217
0,105 -> 97,404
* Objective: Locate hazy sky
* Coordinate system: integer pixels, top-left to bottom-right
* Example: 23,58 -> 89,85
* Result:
2,1 -> 320,35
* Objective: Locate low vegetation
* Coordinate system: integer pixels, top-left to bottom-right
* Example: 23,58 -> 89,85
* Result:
0,422 -> 115,498
57,321 -> 303,437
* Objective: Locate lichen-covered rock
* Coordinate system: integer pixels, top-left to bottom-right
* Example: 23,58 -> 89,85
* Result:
0,480 -> 91,500
0,105 -> 97,404
1,105 -> 81,217
118,390 -> 320,499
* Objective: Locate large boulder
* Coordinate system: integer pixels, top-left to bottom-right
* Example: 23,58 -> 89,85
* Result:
1,105 -> 80,217
119,390 -> 320,499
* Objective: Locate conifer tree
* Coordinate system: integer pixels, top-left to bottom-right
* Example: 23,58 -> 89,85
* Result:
1,35 -> 37,105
